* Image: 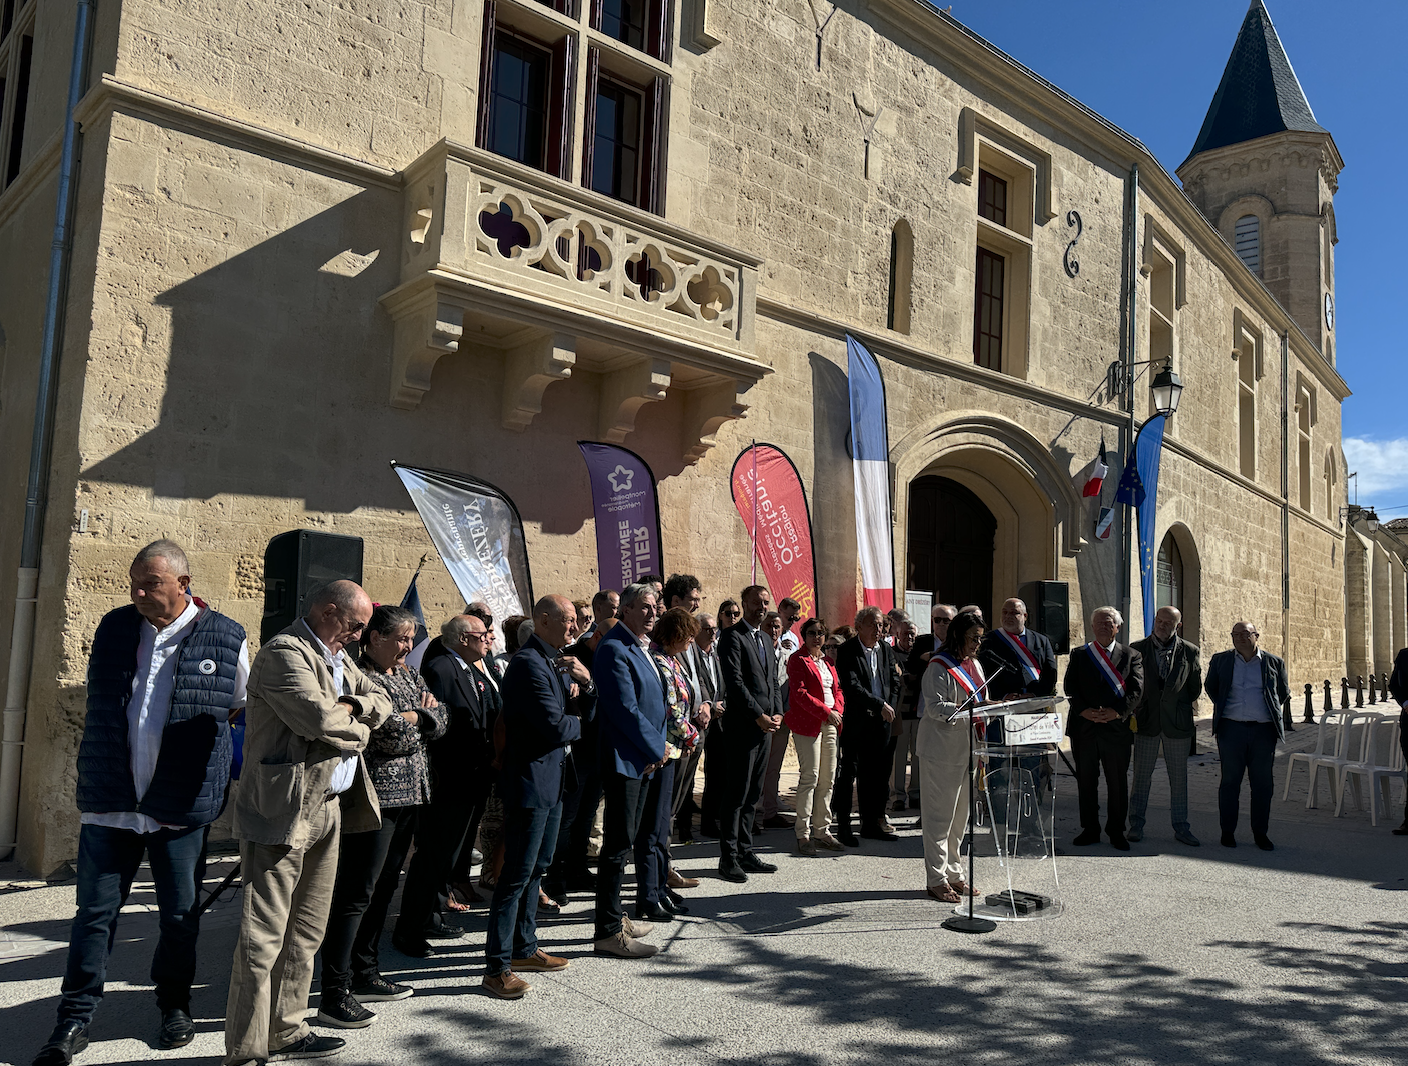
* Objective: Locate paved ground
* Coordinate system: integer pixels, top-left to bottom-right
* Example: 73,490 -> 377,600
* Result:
3,719 -> 1406,1066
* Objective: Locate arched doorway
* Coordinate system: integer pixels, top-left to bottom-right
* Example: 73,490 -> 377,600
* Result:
1155,524 -> 1201,645
1156,533 -> 1183,614
906,476 -> 996,621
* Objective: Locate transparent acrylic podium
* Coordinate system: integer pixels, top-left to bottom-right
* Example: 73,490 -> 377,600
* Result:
962,696 -> 1067,922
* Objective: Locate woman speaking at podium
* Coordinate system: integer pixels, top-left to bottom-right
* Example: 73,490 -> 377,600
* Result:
916,610 -> 989,904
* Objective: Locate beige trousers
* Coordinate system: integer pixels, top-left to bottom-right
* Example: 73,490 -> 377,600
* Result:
916,714 -> 970,885
793,723 -> 839,839
224,798 -> 340,1065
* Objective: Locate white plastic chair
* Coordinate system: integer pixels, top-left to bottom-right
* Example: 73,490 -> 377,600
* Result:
1283,711 -> 1346,801
1334,716 -> 1406,825
1306,711 -> 1380,809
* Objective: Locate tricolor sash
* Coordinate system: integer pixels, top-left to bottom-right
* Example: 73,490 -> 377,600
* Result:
1087,641 -> 1125,698
997,628 -> 1041,685
934,651 -> 983,697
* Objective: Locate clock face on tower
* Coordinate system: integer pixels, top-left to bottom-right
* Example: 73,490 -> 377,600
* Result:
1325,293 -> 1335,332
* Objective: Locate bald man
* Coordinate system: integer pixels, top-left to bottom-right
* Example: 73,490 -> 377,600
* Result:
225,581 -> 392,1065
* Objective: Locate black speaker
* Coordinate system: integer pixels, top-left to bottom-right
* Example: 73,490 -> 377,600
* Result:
261,531 -> 364,643
1021,580 -> 1070,655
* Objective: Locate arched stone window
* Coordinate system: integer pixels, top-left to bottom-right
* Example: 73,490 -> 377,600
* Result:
1234,214 -> 1260,274
887,218 -> 913,335
1324,449 -> 1338,523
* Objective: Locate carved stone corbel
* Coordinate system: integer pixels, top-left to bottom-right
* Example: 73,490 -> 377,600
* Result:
501,331 -> 577,431
681,379 -> 752,464
599,357 -> 671,443
389,298 -> 464,409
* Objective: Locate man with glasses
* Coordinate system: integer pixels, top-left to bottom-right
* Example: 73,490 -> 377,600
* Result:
224,582 -> 391,1065
394,614 -> 499,956
1204,621 -> 1290,850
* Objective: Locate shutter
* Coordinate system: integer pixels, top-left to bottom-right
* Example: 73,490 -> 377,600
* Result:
640,75 -> 669,215
581,46 -> 601,193
475,0 -> 498,149
547,34 -> 577,180
589,0 -> 604,27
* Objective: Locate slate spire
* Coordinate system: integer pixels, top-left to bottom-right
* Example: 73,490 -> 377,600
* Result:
1184,0 -> 1326,164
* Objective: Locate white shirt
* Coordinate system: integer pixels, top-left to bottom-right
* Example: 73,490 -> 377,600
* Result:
300,619 -> 357,795
818,659 -> 835,708
864,641 -> 879,680
779,630 -> 800,658
1223,649 -> 1270,723
83,598 -> 250,834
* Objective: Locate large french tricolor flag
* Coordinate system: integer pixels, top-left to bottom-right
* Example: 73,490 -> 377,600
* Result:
846,335 -> 895,611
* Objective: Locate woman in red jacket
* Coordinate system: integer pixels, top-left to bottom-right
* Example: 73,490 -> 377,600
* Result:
786,618 -> 846,855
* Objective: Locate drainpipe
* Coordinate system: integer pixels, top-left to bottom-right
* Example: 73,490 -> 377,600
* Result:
0,0 -> 95,860
1117,163 -> 1139,638
1280,331 -> 1291,689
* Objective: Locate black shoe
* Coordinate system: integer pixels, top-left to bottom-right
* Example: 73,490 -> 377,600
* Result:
859,824 -> 899,842
566,870 -> 599,892
270,1033 -> 347,1060
1393,821 -> 1408,836
391,935 -> 436,958
350,977 -> 413,1001
1072,830 -> 1101,846
635,901 -> 675,921
423,923 -> 466,940
837,831 -> 860,847
1221,833 -> 1237,848
537,895 -> 562,914
33,1021 -> 89,1066
1254,834 -> 1275,851
1108,835 -> 1131,852
675,824 -> 695,843
698,821 -> 721,839
158,1007 -> 195,1049
718,863 -> 748,883
738,854 -> 777,873
760,814 -> 794,830
316,991 -> 376,1029
665,888 -> 689,910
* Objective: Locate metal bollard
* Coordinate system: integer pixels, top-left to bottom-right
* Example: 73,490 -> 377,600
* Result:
1369,674 -> 1378,705
1322,678 -> 1333,715
1384,673 -> 1392,702
1303,683 -> 1314,723
1341,677 -> 1350,709
1356,675 -> 1364,707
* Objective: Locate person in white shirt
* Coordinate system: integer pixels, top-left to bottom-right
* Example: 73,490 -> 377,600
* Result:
34,540 -> 249,1066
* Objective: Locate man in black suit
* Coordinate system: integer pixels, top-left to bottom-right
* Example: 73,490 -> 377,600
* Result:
541,590 -> 614,903
1063,606 -> 1144,851
1204,621 -> 1290,850
834,606 -> 903,844
715,585 -> 784,882
482,595 -> 591,999
393,614 -> 498,956
1129,606 -> 1203,846
980,598 -> 1058,702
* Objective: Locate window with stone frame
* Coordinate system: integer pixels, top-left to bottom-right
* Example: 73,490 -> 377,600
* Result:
475,0 -> 671,216
1234,213 -> 1260,275
0,0 -> 36,189
970,152 -> 1032,378
1324,449 -> 1338,523
1233,314 -> 1263,481
1297,387 -> 1314,512
887,219 -> 913,334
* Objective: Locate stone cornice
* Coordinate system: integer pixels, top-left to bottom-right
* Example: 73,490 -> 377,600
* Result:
71,75 -> 401,191
861,0 -> 1350,406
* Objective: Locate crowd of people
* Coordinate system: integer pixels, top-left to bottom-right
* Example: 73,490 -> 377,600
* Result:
29,539 -> 1408,1065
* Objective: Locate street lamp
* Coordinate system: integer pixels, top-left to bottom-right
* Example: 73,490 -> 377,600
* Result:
1149,364 -> 1183,417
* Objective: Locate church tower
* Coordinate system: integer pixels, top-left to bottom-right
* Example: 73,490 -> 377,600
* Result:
1178,0 -> 1342,363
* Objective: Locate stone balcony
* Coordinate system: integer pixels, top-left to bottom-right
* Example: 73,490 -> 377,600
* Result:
380,141 -> 766,463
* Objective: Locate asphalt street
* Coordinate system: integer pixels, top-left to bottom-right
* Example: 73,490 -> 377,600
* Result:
2,720 -> 1405,1066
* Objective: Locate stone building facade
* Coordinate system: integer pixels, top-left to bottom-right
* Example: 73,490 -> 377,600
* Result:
0,0 -> 1363,872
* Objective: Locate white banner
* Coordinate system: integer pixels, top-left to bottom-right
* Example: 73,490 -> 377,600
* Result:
392,463 -> 532,622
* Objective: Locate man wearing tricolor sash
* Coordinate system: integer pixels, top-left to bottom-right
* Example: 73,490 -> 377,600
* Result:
979,598 -> 1058,705
1063,606 -> 1144,851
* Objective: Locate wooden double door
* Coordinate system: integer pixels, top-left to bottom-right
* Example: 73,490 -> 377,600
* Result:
906,475 -> 996,623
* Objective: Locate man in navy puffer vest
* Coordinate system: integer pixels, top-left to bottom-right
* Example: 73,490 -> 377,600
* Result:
33,540 -> 248,1066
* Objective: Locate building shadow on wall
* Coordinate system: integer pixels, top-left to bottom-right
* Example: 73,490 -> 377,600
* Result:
809,350 -> 856,624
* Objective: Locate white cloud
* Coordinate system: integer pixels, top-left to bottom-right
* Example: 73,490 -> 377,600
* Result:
1343,437 -> 1408,504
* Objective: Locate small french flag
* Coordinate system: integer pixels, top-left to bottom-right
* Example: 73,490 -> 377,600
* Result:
1095,506 -> 1114,541
1082,435 -> 1108,498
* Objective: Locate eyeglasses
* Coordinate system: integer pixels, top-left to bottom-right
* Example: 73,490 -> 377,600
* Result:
465,632 -> 488,641
347,621 -> 367,636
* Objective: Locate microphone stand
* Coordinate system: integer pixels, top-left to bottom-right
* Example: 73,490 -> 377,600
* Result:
942,664 -> 1006,935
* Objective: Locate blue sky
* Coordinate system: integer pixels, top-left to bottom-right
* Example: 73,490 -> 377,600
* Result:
934,0 -> 1406,514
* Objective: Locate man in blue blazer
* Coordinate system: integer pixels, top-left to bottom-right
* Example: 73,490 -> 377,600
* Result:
591,583 -> 669,959
482,594 -> 591,998
1204,621 -> 1290,850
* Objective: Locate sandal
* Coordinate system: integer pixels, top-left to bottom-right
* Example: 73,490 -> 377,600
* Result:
948,880 -> 980,897
926,883 -> 962,904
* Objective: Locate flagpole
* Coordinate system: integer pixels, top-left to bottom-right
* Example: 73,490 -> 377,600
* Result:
751,440 -> 758,585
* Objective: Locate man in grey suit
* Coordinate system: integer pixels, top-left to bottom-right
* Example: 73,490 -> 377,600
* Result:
1129,607 -> 1203,846
1204,620 -> 1290,851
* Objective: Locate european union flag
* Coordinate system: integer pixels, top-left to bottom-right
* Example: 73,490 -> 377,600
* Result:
400,572 -> 429,647
1115,415 -> 1168,634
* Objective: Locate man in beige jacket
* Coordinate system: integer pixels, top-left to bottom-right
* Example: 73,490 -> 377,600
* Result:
224,581 -> 391,1064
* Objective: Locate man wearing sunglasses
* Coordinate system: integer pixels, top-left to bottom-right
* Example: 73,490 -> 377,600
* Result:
225,581 -> 391,1065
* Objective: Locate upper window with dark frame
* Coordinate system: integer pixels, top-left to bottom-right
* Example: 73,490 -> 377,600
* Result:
978,169 -> 1007,228
590,78 -> 642,204
487,34 -> 552,171
0,0 -> 35,190
591,0 -> 671,61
